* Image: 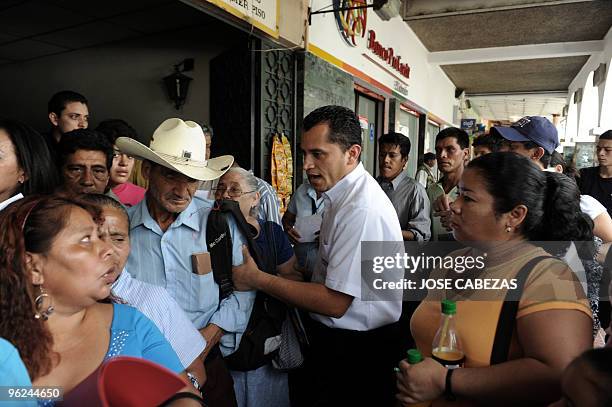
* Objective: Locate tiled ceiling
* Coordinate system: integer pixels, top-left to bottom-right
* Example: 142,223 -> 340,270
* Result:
0,0 -> 217,65
405,1 -> 612,52
402,0 -> 612,121
442,56 -> 591,94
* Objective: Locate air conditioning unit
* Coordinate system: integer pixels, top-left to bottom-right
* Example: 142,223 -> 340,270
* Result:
374,0 -> 401,20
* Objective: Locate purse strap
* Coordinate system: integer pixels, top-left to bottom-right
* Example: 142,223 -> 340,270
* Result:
490,255 -> 555,365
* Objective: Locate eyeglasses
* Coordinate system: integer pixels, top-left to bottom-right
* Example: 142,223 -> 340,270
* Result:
212,186 -> 256,198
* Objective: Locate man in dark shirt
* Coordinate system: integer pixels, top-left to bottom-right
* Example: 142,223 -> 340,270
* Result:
44,91 -> 89,158
579,130 -> 612,217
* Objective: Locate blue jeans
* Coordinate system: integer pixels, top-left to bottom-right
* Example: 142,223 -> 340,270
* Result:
231,364 -> 290,407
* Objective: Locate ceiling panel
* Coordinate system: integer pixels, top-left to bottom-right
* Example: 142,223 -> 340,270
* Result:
108,2 -> 213,34
48,0 -> 172,18
442,56 -> 590,94
406,1 -> 612,51
468,96 -> 567,121
0,39 -> 68,60
34,21 -> 141,48
0,0 -> 93,37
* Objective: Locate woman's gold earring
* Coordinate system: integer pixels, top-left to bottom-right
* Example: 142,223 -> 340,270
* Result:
34,286 -> 54,320
505,226 -> 512,233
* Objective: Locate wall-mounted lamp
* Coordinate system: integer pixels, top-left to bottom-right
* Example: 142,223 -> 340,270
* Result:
163,58 -> 194,110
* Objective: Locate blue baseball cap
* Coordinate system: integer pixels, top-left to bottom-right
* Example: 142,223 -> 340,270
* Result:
492,116 -> 559,154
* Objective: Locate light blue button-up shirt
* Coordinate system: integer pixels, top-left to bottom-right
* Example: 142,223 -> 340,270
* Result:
126,195 -> 256,356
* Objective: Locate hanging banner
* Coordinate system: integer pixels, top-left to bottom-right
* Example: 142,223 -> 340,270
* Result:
204,0 -> 279,38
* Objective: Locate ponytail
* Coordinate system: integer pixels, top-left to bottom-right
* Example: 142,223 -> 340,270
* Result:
468,153 -> 593,252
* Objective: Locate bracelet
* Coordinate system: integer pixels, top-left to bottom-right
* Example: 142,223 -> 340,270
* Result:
187,372 -> 202,395
445,368 -> 456,401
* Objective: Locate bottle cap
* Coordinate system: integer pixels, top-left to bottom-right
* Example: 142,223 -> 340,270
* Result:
407,349 -> 423,364
442,299 -> 456,315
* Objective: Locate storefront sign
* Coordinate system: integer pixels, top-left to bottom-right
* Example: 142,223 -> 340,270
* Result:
204,0 -> 278,37
367,30 -> 410,79
333,0 -> 368,47
461,118 -> 477,130
393,80 -> 409,98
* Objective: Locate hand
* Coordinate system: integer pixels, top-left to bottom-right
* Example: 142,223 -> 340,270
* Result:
396,357 -> 446,405
200,323 -> 224,358
433,194 -> 451,213
286,226 -> 302,245
231,246 -> 262,291
433,194 -> 453,232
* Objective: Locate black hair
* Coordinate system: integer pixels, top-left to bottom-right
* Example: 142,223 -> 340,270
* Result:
56,129 -> 114,171
81,193 -> 128,221
303,105 -> 361,151
472,135 -> 499,153
199,122 -> 214,137
435,127 -> 469,150
96,119 -> 138,145
47,90 -> 88,115
548,151 -> 579,181
599,130 -> 612,140
423,152 -> 436,162
378,132 -> 411,158
0,119 -> 59,195
467,152 -> 593,244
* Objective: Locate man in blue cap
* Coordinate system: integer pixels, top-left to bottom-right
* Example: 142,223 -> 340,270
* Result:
490,116 -> 560,162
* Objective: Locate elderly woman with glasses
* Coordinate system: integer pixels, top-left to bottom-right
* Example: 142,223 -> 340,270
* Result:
213,167 -> 300,407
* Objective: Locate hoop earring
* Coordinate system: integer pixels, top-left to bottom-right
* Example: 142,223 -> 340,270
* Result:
34,286 -> 54,321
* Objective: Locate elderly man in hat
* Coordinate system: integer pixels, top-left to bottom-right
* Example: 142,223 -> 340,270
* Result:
116,118 -> 253,405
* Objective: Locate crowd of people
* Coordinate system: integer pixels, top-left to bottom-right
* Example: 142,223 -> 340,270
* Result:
1,90 -> 612,407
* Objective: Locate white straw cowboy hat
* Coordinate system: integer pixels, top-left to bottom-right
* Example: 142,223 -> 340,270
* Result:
115,118 -> 233,181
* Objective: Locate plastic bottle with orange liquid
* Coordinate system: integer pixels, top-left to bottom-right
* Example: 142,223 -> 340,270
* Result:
431,299 -> 465,369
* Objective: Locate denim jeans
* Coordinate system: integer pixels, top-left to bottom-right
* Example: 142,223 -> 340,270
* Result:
231,363 -> 290,407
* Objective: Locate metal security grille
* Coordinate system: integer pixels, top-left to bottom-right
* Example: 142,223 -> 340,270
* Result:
258,42 -> 295,183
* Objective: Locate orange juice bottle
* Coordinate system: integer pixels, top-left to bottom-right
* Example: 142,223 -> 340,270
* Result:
432,300 -> 465,369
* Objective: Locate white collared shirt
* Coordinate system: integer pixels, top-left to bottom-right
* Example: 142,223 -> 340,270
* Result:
0,193 -> 24,211
310,163 -> 403,331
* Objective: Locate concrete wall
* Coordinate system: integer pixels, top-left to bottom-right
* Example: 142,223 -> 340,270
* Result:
0,24 -> 245,142
566,27 -> 612,140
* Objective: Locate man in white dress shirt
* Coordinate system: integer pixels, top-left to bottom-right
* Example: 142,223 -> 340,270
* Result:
233,105 -> 404,406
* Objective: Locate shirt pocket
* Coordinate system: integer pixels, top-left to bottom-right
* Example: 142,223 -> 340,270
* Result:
185,271 -> 219,314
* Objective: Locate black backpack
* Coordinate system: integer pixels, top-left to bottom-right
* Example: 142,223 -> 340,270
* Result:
206,199 -> 287,371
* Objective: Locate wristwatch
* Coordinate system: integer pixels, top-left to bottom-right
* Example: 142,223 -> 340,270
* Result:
445,368 -> 457,401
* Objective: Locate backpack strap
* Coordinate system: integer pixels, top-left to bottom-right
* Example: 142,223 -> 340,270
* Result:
206,204 -> 234,301
206,200 -> 267,301
490,255 -> 555,365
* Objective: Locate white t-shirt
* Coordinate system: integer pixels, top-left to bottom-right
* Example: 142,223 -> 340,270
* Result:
310,163 -> 403,331
580,194 -> 607,220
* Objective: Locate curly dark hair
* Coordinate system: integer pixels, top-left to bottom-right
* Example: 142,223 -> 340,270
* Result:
0,194 -> 102,380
